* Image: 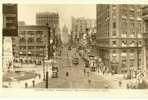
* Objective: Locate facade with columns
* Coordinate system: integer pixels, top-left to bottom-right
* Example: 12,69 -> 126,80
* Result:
96,4 -> 144,74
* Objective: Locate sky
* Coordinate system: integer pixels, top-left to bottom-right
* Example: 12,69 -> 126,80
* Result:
18,4 -> 96,31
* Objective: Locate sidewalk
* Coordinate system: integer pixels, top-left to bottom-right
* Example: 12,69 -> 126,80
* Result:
3,71 -> 52,88
96,72 -> 130,89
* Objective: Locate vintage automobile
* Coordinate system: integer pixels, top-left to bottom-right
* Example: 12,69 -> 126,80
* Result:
89,55 -> 97,72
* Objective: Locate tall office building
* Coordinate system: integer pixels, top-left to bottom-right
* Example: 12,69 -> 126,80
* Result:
71,17 -> 96,43
36,12 -> 59,36
36,12 -> 61,48
96,4 -> 144,74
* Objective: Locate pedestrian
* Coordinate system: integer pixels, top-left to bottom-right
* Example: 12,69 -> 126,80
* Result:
87,71 -> 89,77
66,72 -> 69,77
84,69 -> 86,75
88,79 -> 91,86
32,80 -> 35,88
38,74 -> 41,79
119,81 -> 122,87
126,83 -> 129,89
25,82 -> 28,88
103,71 -> 104,75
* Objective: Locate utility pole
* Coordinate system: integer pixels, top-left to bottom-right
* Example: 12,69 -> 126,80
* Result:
43,47 -> 45,81
46,71 -> 48,88
45,23 -> 51,88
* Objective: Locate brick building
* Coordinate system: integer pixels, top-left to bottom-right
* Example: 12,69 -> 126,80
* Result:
12,25 -> 49,65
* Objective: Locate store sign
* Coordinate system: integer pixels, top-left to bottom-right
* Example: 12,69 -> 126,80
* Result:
3,4 -> 18,36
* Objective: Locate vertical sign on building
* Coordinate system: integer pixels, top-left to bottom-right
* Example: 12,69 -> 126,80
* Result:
2,4 -> 18,36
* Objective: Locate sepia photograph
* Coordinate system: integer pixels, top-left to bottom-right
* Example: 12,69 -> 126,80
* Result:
2,3 -> 148,91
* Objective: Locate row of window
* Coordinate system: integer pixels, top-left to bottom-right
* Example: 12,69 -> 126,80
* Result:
112,31 -> 142,38
112,40 -> 142,47
37,20 -> 59,25
19,31 -> 44,36
111,49 -> 141,53
20,46 -> 45,50
111,55 -> 141,63
37,15 -> 59,18
19,53 -> 44,56
112,5 -> 141,12
19,37 -> 43,43
112,22 -> 142,29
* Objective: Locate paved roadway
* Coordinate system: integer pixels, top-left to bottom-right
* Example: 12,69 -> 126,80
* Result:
35,47 -> 112,89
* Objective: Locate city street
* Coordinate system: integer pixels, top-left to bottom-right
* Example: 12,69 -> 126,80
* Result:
35,47 -> 112,89
3,4 -> 148,91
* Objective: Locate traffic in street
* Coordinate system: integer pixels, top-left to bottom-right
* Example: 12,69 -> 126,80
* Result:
35,46 -> 112,88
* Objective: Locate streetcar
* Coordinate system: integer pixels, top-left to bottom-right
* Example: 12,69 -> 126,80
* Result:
52,66 -> 59,78
89,55 -> 97,72
45,59 -> 59,78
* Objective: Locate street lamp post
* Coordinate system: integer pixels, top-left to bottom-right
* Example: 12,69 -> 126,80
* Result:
45,23 -> 53,88
28,51 -> 31,64
42,47 -> 45,81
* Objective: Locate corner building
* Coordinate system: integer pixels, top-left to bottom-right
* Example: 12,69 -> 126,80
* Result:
96,4 -> 144,74
12,25 -> 49,65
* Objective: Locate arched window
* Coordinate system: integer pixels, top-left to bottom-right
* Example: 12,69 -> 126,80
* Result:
129,41 -> 135,47
20,38 -> 26,43
36,38 -> 42,43
28,38 -> 34,43
121,41 -> 127,47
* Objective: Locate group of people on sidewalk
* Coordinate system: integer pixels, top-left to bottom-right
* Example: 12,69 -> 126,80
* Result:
24,73 -> 42,88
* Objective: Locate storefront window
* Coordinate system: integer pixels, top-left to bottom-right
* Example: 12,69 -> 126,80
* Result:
121,41 -> 127,47
28,37 -> 34,43
20,38 -> 26,43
